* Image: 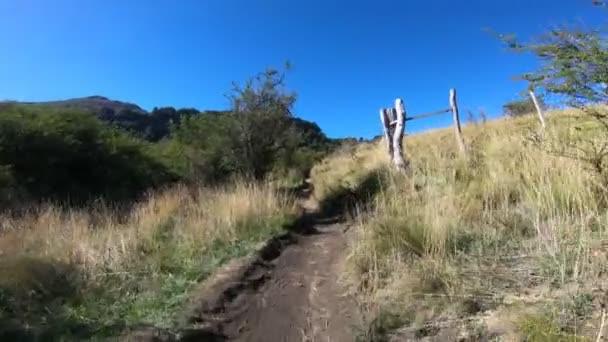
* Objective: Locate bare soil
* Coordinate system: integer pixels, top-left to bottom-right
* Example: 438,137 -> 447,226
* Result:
165,192 -> 363,342
228,218 -> 361,341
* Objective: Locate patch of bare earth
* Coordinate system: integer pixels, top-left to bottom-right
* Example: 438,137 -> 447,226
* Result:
174,191 -> 363,342
230,219 -> 361,341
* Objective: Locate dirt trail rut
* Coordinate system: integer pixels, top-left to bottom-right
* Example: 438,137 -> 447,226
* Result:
186,194 -> 363,342
224,217 -> 361,341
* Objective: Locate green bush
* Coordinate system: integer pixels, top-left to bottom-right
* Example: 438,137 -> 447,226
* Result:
0,104 -> 177,205
0,67 -> 337,208
164,67 -> 336,185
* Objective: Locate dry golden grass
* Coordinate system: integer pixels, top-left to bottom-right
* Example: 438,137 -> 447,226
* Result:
0,182 -> 295,275
319,110 -> 608,340
310,140 -> 387,203
0,181 -> 297,336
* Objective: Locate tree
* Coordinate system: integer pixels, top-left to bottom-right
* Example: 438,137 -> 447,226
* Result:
167,64 -> 334,184
498,4 -> 608,113
498,2 -> 608,188
226,64 -> 298,179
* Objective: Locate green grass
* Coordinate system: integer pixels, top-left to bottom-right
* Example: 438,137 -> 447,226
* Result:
518,314 -> 590,342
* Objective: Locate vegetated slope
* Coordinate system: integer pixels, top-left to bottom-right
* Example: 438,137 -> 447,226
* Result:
16,95 -> 148,115
0,103 -> 177,206
311,109 -> 608,341
3,96 -> 190,141
2,96 -> 340,145
0,181 -> 300,340
0,98 -> 342,208
0,99 -> 362,340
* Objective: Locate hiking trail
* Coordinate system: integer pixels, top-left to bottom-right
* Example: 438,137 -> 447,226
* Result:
177,180 -> 364,342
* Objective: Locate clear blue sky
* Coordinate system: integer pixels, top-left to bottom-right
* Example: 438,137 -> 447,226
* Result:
0,0 -> 603,138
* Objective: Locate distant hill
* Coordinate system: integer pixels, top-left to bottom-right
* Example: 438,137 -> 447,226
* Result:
15,95 -> 148,115
3,96 -> 211,141
2,96 -> 346,147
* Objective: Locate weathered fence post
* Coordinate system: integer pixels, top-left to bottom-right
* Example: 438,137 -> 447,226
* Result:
379,101 -> 407,170
380,108 -> 394,160
449,88 -> 466,157
392,99 -> 407,170
380,90 -> 467,165
529,90 -> 546,129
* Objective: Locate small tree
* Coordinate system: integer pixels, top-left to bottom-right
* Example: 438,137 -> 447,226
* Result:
499,10 -> 608,113
170,63 -> 330,183
227,64 -> 297,179
498,2 -> 608,190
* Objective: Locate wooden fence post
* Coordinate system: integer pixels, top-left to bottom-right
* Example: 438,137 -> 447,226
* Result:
529,90 -> 546,129
379,108 -> 394,159
392,99 -> 407,170
379,101 -> 407,170
449,88 -> 466,156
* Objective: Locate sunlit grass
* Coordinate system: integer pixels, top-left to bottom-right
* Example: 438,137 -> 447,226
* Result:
320,110 -> 608,340
0,181 -> 298,338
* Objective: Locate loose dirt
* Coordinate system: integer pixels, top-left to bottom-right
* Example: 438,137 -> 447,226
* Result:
179,188 -> 364,342
224,217 -> 361,341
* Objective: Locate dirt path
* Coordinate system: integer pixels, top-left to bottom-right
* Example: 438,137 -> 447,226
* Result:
182,202 -> 363,342
223,216 -> 361,341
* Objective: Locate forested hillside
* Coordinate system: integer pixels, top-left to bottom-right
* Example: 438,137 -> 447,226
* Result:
0,68 -> 341,209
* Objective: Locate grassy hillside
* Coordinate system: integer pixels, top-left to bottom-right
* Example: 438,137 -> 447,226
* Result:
312,109 -> 608,340
0,181 -> 298,339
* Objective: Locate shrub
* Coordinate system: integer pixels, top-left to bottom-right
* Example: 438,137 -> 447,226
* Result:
0,104 -> 176,206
